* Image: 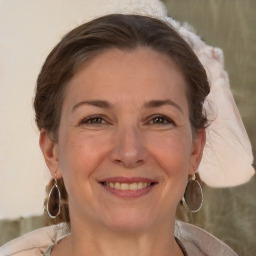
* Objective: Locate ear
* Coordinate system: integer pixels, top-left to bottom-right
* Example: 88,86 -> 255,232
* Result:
188,129 -> 206,175
39,129 -> 62,179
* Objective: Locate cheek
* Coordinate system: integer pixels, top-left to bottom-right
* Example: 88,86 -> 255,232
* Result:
57,131 -> 111,190
147,130 -> 192,175
146,131 -> 192,201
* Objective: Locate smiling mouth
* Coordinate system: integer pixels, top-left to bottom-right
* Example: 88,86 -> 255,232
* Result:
98,177 -> 158,198
101,182 -> 156,191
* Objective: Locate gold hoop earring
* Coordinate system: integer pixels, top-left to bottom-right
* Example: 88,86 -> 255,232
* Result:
182,173 -> 203,213
47,173 -> 61,218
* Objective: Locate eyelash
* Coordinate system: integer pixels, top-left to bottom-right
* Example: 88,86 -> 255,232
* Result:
147,114 -> 175,126
78,114 -> 175,127
78,115 -> 108,126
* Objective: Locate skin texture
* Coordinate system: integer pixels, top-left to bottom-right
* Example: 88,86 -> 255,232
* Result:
40,47 -> 205,256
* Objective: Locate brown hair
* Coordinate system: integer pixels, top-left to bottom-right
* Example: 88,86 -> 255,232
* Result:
34,14 -> 210,226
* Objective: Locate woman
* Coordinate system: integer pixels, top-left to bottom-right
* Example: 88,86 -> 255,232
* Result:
0,14 -> 238,256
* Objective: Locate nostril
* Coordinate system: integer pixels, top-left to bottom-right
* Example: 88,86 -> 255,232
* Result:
114,159 -> 145,169
110,141 -> 148,168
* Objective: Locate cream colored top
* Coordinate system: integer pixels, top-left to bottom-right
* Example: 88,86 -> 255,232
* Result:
0,221 -> 238,256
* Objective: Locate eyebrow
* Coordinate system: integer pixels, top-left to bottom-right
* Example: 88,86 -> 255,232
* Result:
72,100 -> 113,112
72,99 -> 183,113
144,99 -> 183,113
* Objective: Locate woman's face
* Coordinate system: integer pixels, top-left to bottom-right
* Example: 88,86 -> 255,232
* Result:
52,47 -> 204,232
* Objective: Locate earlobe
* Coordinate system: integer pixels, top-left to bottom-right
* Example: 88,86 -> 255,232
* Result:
39,129 -> 61,178
188,129 -> 206,175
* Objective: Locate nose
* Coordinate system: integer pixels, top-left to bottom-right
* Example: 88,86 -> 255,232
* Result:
109,126 -> 148,169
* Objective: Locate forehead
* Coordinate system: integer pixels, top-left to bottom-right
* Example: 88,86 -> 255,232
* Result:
63,47 -> 188,111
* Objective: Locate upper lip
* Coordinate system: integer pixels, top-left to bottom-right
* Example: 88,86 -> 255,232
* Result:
98,176 -> 158,184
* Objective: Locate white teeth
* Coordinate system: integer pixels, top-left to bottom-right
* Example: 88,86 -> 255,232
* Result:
104,182 -> 151,190
120,183 -> 129,190
137,182 -> 143,189
129,183 -> 137,190
144,182 -> 149,188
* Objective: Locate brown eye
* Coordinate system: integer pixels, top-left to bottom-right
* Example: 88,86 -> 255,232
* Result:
79,115 -> 108,126
149,115 -> 174,125
152,117 -> 168,124
87,117 -> 104,124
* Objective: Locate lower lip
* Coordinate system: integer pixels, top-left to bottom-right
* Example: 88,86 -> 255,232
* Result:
99,183 -> 157,198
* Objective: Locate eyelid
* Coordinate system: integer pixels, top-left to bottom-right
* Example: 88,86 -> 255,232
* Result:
77,114 -> 175,127
146,114 -> 176,125
78,114 -> 110,126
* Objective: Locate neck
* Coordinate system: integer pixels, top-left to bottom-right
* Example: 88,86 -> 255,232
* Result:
54,217 -> 183,256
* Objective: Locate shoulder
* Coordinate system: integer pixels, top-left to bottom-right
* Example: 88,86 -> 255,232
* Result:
0,226 -> 56,256
175,221 -> 238,256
